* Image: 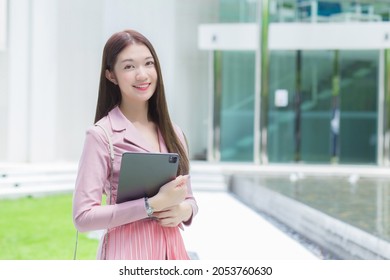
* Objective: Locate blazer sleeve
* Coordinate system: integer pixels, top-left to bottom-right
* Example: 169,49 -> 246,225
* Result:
174,124 -> 199,226
72,127 -> 148,232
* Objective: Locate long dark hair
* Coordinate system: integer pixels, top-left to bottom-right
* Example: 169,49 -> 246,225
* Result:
94,29 -> 189,175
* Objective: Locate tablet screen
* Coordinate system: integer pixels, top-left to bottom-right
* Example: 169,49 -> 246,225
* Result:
116,152 -> 179,204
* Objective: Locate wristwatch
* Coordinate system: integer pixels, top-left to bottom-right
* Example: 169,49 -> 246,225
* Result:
144,197 -> 154,217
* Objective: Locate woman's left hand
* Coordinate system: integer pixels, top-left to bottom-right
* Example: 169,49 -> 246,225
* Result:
153,202 -> 193,227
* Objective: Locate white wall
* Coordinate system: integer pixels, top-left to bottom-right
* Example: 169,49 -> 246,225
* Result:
1,0 -> 218,163
56,0 -> 105,161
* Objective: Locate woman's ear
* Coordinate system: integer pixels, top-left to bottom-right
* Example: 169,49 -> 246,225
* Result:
105,69 -> 118,85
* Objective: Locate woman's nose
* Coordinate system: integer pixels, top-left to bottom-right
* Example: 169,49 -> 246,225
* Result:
135,67 -> 147,80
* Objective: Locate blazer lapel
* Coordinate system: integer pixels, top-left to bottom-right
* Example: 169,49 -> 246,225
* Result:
108,106 -> 154,152
123,122 -> 154,152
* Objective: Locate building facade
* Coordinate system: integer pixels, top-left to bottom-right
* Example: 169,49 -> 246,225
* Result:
200,0 -> 390,166
1,0 -> 390,167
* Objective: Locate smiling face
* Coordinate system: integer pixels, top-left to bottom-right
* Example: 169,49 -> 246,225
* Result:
105,43 -> 158,107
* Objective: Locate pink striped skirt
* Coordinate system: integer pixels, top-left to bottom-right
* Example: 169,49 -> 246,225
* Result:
97,219 -> 190,260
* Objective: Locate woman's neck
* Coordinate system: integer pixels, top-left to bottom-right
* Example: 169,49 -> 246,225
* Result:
119,102 -> 149,124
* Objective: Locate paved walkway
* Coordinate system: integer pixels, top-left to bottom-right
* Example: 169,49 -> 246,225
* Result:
181,190 -> 318,260
180,162 -> 319,260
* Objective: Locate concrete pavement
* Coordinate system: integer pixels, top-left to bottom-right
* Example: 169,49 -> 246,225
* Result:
181,162 -> 319,260
181,190 -> 319,260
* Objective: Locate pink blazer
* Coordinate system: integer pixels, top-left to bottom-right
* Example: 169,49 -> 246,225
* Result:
72,106 -> 198,233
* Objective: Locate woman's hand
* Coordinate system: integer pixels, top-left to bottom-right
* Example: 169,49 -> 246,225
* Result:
153,202 -> 193,227
148,175 -> 188,212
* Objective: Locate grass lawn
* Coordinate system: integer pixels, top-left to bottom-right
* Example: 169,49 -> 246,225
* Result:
0,194 -> 99,260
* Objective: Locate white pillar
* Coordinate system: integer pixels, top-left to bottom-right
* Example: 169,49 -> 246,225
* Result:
29,0 -> 58,162
7,0 -> 58,162
7,0 -> 31,161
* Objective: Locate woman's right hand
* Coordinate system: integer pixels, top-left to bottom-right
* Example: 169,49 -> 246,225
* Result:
148,175 -> 188,212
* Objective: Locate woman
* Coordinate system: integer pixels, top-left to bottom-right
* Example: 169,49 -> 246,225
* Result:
72,29 -> 198,260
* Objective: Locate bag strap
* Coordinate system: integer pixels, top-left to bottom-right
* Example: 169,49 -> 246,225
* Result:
96,124 -> 115,163
95,123 -> 114,259
95,123 -> 114,205
73,124 -> 115,260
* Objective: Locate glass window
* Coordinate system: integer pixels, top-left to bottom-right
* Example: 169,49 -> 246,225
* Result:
219,0 -> 258,23
216,51 -> 256,162
338,50 -> 378,164
268,50 -> 379,164
268,50 -> 296,162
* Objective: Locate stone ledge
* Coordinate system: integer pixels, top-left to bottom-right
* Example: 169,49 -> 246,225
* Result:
230,176 -> 390,260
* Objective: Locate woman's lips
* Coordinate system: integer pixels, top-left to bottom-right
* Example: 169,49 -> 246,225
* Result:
133,83 -> 150,91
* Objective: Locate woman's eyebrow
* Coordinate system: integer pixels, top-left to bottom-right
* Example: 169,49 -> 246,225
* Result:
120,56 -> 154,63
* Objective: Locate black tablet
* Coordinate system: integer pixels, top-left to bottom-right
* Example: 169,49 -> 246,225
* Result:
116,152 -> 179,204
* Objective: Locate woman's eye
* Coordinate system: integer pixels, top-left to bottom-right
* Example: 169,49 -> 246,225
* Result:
124,65 -> 134,70
146,61 -> 155,67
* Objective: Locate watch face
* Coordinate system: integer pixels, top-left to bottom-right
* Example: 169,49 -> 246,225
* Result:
147,207 -> 154,216
145,197 -> 154,216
